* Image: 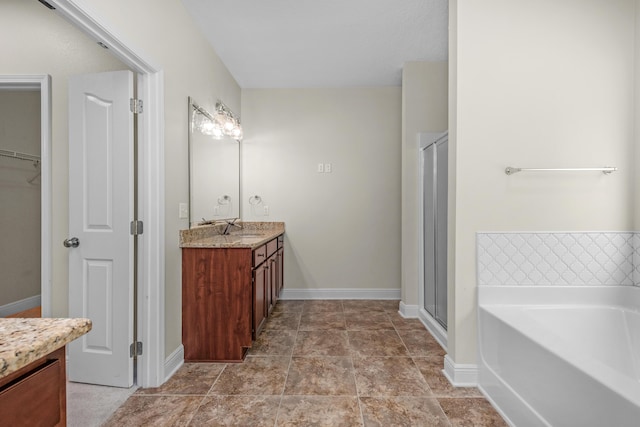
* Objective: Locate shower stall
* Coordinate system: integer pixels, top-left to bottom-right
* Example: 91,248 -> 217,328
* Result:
419,131 -> 448,345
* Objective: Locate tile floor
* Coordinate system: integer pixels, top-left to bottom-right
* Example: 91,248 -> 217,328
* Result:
104,300 -> 507,426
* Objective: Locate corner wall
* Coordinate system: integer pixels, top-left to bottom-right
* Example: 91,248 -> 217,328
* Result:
451,0 -> 636,368
400,62 -> 448,305
5,0 -> 241,359
74,0 -> 242,357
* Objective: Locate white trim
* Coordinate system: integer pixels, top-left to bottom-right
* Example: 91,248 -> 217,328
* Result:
398,301 -> 419,318
0,75 -> 52,318
443,354 -> 478,387
279,288 -> 400,300
0,295 -> 42,317
136,70 -> 165,388
163,344 -> 184,383
418,308 -> 448,349
49,0 -> 165,388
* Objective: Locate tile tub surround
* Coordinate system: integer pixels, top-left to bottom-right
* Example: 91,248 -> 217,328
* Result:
0,317 -> 92,378
477,232 -> 640,286
105,300 -> 505,426
179,221 -> 285,249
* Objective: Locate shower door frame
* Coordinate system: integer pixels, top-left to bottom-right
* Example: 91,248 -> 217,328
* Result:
418,131 -> 448,349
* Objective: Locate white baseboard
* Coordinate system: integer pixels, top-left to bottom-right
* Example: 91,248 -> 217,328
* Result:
443,354 -> 478,387
398,301 -> 419,318
0,295 -> 41,317
279,288 -> 400,300
163,344 -> 184,384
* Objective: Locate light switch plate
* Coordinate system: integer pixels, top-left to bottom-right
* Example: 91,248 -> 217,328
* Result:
179,202 -> 188,219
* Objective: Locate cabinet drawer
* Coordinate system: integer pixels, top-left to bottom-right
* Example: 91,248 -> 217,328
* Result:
0,359 -> 62,426
277,235 -> 284,248
266,238 -> 278,257
253,244 -> 267,266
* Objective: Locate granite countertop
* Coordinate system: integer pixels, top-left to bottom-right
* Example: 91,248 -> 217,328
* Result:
0,317 -> 92,379
180,221 -> 285,249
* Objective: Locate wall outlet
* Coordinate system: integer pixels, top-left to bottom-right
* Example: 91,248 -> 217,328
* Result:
324,163 -> 332,173
317,163 -> 324,173
178,202 -> 188,219
263,205 -> 270,215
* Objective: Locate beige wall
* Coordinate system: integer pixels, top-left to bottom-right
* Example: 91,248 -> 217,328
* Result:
4,0 -> 241,358
0,91 -> 41,307
1,0 -> 128,315
400,62 -> 448,304
241,88 -> 402,294
450,0 -> 636,365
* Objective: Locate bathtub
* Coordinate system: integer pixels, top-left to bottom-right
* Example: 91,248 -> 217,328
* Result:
478,285 -> 640,427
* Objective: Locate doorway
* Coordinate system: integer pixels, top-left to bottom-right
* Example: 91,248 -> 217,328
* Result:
0,77 -> 51,318
46,0 -> 165,388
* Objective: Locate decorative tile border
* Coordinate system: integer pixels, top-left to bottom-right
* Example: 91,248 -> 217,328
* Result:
477,232 -> 639,287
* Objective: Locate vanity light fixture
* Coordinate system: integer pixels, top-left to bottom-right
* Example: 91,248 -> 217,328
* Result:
191,100 -> 243,141
213,100 -> 243,141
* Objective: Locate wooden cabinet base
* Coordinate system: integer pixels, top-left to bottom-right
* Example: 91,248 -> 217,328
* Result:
182,248 -> 253,362
0,347 -> 67,427
182,235 -> 285,362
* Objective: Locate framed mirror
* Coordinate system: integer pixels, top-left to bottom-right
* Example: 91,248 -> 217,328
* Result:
188,97 -> 241,227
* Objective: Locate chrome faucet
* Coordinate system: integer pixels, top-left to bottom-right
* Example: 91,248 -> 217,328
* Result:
222,218 -> 241,235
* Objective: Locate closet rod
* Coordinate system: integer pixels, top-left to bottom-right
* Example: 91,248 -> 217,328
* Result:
0,148 -> 41,163
505,166 -> 617,176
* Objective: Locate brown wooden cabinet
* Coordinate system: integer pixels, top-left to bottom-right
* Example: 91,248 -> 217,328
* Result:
182,234 -> 284,362
0,347 -> 67,427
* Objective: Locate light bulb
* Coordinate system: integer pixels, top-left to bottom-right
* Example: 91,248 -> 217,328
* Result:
211,127 -> 224,139
200,119 -> 215,135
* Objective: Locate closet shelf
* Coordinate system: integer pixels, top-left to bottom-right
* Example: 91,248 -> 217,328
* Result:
0,148 -> 40,163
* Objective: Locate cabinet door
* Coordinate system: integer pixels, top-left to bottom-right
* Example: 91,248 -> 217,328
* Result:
253,263 -> 267,339
276,247 -> 284,299
268,254 -> 277,312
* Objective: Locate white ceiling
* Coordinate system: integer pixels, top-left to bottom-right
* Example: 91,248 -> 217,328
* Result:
181,0 -> 448,88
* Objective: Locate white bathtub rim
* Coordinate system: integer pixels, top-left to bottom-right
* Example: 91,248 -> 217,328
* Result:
479,301 -> 640,409
478,284 -> 640,311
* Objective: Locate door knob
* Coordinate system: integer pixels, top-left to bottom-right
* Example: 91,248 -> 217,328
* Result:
64,237 -> 80,248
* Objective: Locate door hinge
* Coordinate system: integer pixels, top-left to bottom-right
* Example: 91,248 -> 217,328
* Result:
130,98 -> 143,114
130,341 -> 143,358
130,220 -> 144,236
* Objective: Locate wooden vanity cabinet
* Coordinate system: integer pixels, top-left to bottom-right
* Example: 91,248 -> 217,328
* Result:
182,247 -> 253,362
0,346 -> 66,427
182,234 -> 284,362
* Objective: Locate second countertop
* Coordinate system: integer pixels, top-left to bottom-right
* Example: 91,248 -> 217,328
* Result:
0,317 -> 92,379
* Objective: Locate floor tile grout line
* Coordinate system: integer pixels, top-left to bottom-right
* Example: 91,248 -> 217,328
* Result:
273,323 -> 297,427
183,394 -> 210,427
106,301 -> 502,426
205,363 -> 228,395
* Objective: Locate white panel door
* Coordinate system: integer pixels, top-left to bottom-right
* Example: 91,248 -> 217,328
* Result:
67,70 -> 134,387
